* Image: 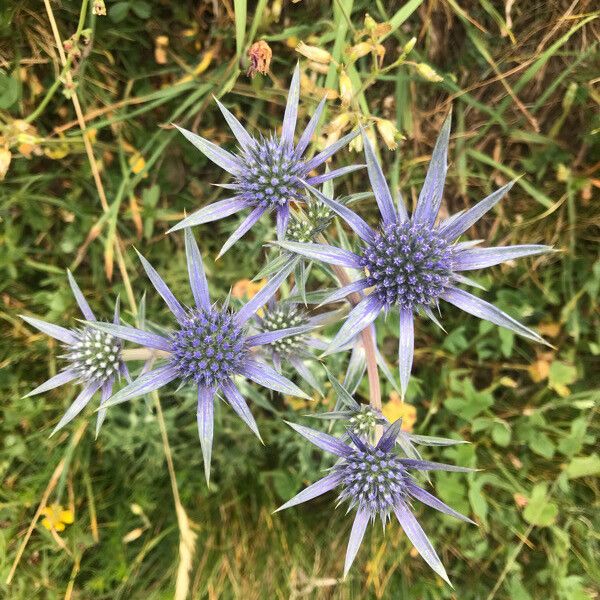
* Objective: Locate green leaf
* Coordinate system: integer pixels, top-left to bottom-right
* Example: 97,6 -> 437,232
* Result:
530,431 -> 555,459
523,483 -> 558,527
109,2 -> 130,23
548,361 -> 577,388
0,72 -> 19,109
565,454 -> 600,479
131,0 -> 151,19
492,422 -> 511,447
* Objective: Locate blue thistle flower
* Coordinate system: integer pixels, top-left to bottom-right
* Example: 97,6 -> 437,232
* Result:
20,271 -> 129,437
276,419 -> 475,583
167,64 -> 363,256
87,229 -> 310,483
277,112 -> 554,395
312,374 -> 468,463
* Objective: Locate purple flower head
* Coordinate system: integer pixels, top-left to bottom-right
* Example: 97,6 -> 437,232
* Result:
276,420 -> 475,583
167,64 -> 363,256
314,374 -> 466,462
277,112 -> 553,395
86,229 -> 310,484
20,271 -> 129,437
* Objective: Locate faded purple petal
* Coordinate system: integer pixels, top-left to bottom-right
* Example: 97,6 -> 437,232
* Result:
240,359 -> 310,399
86,321 -> 171,352
197,385 -> 215,484
361,128 -> 397,224
306,164 -> 365,186
50,380 -> 102,436
235,257 -> 298,325
305,129 -> 359,172
25,369 -> 78,398
453,245 -> 552,271
398,307 -> 414,398
376,418 -> 403,452
167,197 -> 251,233
276,241 -> 363,269
440,181 -> 514,241
326,295 -> 383,354
289,356 -> 323,395
344,509 -> 370,577
67,270 -> 95,321
441,287 -> 546,344
218,206 -> 267,258
185,227 -> 211,309
302,181 -> 375,243
246,324 -> 314,347
294,96 -> 326,158
399,458 -> 474,472
276,203 -> 290,241
95,379 -> 113,438
275,471 -> 343,512
175,124 -> 243,174
20,315 -> 78,345
220,378 -> 261,440
319,279 -> 370,306
285,421 -> 352,457
281,63 -> 300,147
100,364 -> 179,408
407,483 -> 476,524
413,112 -> 452,227
135,250 -> 186,321
394,502 -> 451,585
215,98 -> 254,150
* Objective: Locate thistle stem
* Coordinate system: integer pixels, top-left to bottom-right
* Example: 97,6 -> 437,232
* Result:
316,234 -> 381,411
122,348 -> 171,361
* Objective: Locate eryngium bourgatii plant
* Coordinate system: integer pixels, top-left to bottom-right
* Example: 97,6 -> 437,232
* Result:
19,64 -> 555,585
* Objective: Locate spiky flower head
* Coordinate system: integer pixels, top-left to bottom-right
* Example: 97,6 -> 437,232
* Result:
286,198 -> 333,243
347,404 -> 382,437
168,64 -> 363,257
334,434 -> 410,521
276,420 -> 474,582
86,229 -> 310,484
361,221 -> 453,309
66,327 -> 122,385
253,298 -> 340,394
277,112 -> 553,396
20,271 -> 128,437
170,307 -> 246,386
258,303 -> 308,358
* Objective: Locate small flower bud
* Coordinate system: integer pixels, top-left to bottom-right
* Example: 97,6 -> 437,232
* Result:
376,118 -> 403,150
92,0 -> 106,15
415,62 -> 444,82
339,68 -> 353,107
402,37 -> 417,56
364,14 -> 377,31
247,40 -> 272,78
296,42 -> 332,65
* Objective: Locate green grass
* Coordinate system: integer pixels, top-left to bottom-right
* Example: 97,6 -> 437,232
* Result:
1,0 -> 599,598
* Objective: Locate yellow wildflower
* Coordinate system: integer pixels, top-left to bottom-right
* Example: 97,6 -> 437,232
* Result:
231,278 -> 266,300
382,391 -> 417,432
41,503 -> 74,533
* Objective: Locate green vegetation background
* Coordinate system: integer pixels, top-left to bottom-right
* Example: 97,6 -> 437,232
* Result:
1,0 -> 598,598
